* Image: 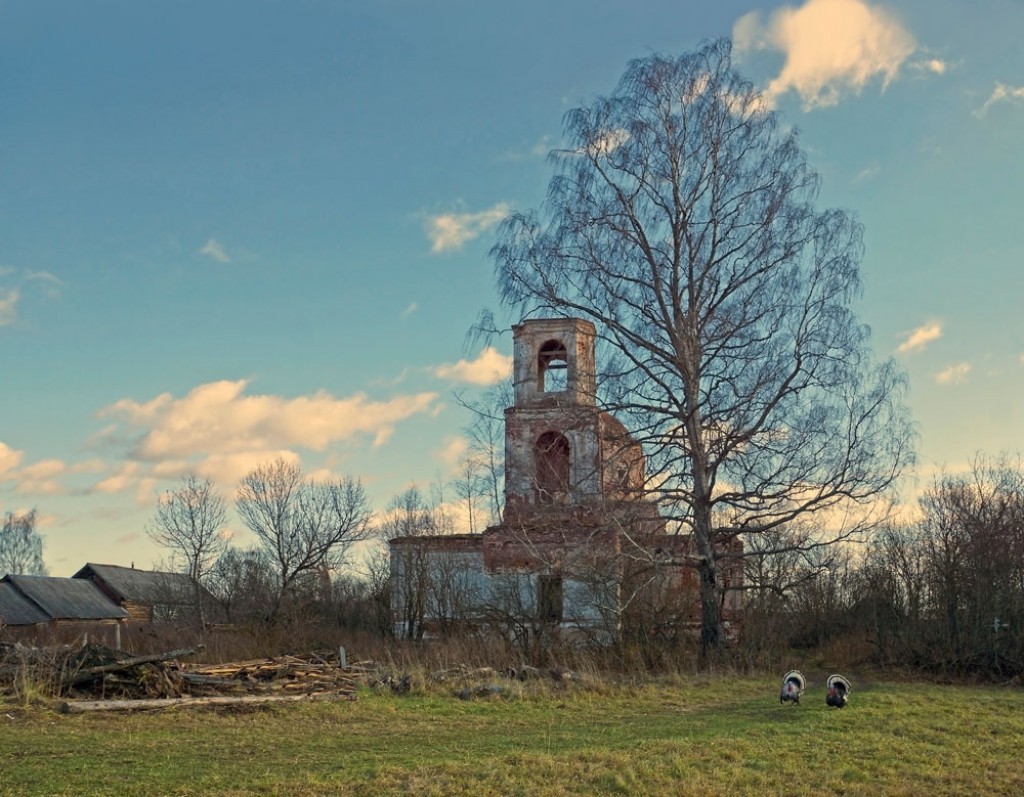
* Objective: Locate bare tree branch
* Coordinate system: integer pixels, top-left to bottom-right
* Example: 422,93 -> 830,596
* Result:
236,458 -> 371,623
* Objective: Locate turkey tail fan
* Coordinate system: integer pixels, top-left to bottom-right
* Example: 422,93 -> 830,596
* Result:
826,674 -> 850,693
826,674 -> 851,708
780,670 -> 805,704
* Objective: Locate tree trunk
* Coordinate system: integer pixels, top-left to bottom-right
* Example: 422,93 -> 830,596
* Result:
697,554 -> 724,655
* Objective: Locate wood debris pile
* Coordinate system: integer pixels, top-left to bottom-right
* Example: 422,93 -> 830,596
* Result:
1,642 -> 360,712
180,653 -> 360,698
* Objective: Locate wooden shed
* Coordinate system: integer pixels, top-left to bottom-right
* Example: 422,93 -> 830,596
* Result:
72,563 -> 206,623
0,574 -> 129,648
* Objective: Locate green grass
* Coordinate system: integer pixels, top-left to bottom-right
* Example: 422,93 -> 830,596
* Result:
2,676 -> 1023,796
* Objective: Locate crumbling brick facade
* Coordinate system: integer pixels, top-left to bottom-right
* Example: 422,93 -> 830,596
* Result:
390,318 -> 743,642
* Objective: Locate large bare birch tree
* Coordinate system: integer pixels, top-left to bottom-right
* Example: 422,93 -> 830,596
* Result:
490,40 -> 914,653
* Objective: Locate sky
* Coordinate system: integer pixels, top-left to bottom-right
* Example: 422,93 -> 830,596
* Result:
1,0 -> 1022,576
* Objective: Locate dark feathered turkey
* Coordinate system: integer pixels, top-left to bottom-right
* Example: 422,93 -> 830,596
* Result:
826,674 -> 851,708
780,670 -> 805,705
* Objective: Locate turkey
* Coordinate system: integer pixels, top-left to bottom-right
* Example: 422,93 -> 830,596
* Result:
826,674 -> 851,708
779,670 -> 805,705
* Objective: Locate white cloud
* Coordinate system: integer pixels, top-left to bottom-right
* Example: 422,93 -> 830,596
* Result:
194,450 -> 302,492
584,128 -> 631,157
17,459 -> 67,481
935,362 -> 971,385
401,302 -> 418,318
437,436 -> 470,471
0,446 -> 107,496
975,83 -> 1024,117
0,288 -> 20,326
425,203 -> 510,253
0,441 -> 25,477
433,347 -> 513,386
92,462 -> 144,495
733,0 -> 916,109
16,459 -> 68,495
88,450 -> 305,502
98,379 -> 440,461
913,58 -> 948,75
199,238 -> 231,263
896,322 -> 943,354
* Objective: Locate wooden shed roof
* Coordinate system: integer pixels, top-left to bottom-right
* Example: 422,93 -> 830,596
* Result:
0,581 -> 51,626
72,563 -> 194,605
0,575 -> 128,622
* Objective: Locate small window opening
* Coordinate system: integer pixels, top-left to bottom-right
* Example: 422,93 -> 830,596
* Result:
534,431 -> 570,503
538,339 -> 568,393
538,574 -> 564,624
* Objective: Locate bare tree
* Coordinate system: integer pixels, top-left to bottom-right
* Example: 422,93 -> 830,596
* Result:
456,381 -> 511,527
236,458 -> 372,623
207,546 -> 276,624
915,455 -> 1024,673
491,39 -> 913,654
452,452 -> 485,534
146,475 -> 227,625
377,486 -> 441,639
0,509 -> 47,576
854,523 -> 928,665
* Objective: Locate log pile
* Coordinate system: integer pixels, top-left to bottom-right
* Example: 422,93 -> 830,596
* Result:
1,642 -> 359,712
180,653 -> 360,698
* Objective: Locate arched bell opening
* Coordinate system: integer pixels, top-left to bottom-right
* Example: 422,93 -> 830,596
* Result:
538,339 -> 568,393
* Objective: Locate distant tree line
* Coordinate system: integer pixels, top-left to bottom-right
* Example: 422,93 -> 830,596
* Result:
9,448 -> 1024,678
741,453 -> 1024,677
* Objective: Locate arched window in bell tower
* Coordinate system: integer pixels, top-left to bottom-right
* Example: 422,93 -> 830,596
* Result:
538,339 -> 568,393
534,431 -> 571,503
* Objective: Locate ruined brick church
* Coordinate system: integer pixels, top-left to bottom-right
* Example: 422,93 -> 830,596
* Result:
389,318 -> 743,642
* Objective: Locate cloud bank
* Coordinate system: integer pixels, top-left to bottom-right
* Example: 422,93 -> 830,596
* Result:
99,379 -> 440,461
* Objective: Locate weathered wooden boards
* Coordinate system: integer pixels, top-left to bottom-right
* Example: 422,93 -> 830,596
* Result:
60,691 -> 352,714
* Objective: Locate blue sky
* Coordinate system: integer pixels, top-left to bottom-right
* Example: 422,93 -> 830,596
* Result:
2,0 -> 1021,575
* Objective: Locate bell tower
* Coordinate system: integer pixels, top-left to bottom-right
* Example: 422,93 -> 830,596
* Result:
511,318 -> 596,409
503,318 -> 602,521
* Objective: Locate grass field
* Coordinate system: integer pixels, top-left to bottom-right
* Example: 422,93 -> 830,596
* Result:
2,673 -> 1022,796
